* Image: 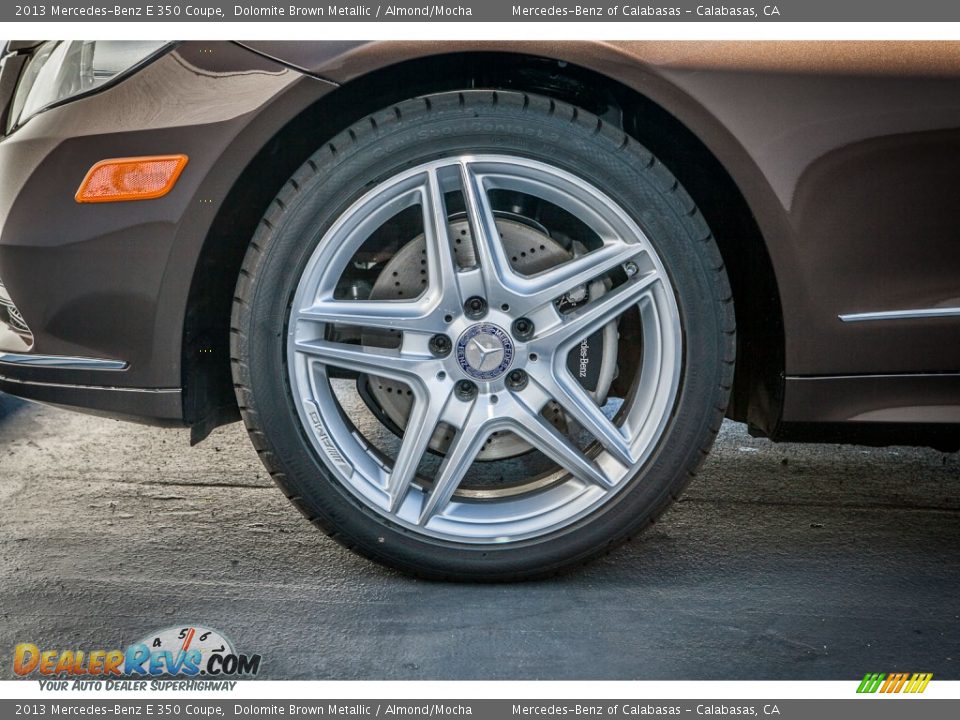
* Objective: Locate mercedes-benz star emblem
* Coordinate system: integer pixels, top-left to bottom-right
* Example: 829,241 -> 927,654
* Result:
467,335 -> 505,372
456,323 -> 515,380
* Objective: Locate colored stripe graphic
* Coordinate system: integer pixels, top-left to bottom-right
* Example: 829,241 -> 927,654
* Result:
905,673 -> 933,693
857,672 -> 932,693
857,673 -> 885,693
881,672 -> 908,693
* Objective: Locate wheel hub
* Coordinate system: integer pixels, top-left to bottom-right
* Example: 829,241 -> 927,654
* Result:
360,216 -> 621,462
362,216 -> 578,460
457,323 -> 514,380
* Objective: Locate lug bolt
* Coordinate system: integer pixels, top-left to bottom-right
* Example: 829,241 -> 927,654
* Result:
506,369 -> 528,391
511,317 -> 534,341
429,334 -> 452,357
455,380 -> 478,401
464,296 -> 487,319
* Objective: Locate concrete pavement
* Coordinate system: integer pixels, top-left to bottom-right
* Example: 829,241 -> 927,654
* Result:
1,393 -> 958,680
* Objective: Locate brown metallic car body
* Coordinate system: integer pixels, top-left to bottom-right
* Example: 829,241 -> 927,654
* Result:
1,41 -> 958,449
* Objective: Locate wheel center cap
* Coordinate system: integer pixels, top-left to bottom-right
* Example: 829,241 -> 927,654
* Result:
456,323 -> 514,380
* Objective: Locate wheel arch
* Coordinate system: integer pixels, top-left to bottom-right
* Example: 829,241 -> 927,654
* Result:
182,50 -> 786,442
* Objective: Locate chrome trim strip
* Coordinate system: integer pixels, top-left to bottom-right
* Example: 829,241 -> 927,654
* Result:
0,373 -> 176,393
839,307 -> 960,323
0,353 -> 127,370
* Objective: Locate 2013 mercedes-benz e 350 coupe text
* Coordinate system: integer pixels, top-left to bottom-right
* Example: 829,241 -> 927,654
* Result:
1,40 -> 958,579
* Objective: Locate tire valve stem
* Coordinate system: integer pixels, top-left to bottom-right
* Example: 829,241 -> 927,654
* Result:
624,261 -> 639,277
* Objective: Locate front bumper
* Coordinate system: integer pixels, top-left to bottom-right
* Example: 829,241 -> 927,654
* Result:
0,41 -> 321,423
0,278 -> 33,351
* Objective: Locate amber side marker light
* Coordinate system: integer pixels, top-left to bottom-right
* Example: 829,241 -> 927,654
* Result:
75,155 -> 188,203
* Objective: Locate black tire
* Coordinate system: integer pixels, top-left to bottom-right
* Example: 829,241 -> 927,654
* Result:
230,90 -> 735,581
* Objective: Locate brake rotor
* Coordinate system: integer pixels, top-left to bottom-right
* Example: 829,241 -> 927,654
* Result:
362,217 -> 617,461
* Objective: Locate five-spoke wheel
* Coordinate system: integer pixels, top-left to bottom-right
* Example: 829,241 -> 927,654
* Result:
287,156 -> 680,540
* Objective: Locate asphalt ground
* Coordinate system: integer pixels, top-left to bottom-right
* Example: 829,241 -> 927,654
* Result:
1,392 -> 958,680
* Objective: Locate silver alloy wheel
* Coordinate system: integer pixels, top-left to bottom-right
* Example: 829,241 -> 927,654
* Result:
287,155 -> 682,543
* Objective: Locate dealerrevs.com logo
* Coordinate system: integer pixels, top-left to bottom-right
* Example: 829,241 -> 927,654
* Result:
13,625 -> 261,687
